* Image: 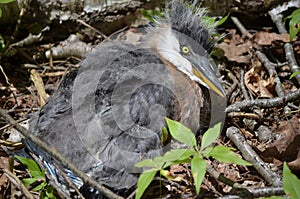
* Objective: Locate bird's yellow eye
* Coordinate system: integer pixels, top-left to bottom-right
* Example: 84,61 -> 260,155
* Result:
182,46 -> 189,54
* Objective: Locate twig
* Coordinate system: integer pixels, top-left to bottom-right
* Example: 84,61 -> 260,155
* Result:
247,186 -> 284,198
268,9 -> 300,84
3,169 -> 35,199
230,17 -> 252,38
0,64 -> 11,85
256,51 -> 285,97
284,43 -> 300,83
0,108 -> 124,199
29,152 -> 71,199
153,176 -> 185,192
10,32 -> 43,48
217,186 -> 285,199
231,15 -> 289,110
240,69 -> 250,100
227,112 -> 261,120
24,63 -> 71,71
126,190 -> 136,199
206,164 -> 245,190
226,127 -> 282,186
255,50 -> 291,113
0,118 -> 28,131
207,163 -> 284,198
226,89 -> 300,112
53,162 -> 86,199
77,19 -> 110,41
226,69 -> 239,101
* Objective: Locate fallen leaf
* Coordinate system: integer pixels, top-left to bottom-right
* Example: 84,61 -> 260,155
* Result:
217,42 -> 251,63
217,29 -> 251,63
288,156 -> 300,170
244,67 -> 276,98
254,32 -> 290,45
259,117 -> 300,164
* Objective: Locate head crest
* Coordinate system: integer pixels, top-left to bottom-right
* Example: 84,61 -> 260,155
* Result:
160,0 -> 216,51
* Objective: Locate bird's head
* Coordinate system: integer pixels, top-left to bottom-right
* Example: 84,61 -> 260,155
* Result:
147,0 -> 225,97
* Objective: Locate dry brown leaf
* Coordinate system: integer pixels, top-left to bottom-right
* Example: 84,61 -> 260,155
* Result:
288,156 -> 300,170
169,164 -> 188,183
273,117 -> 300,153
254,32 -> 290,45
244,67 -> 275,98
0,157 -> 9,170
259,117 -> 300,164
217,29 -> 251,63
217,42 -> 251,63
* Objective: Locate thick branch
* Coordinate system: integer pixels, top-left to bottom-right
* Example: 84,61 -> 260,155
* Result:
226,89 -> 300,112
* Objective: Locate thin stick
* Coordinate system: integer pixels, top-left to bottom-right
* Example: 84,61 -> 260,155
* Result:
0,108 -> 124,199
3,169 -> 35,199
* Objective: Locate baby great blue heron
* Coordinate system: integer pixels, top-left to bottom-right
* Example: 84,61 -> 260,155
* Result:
26,0 -> 225,197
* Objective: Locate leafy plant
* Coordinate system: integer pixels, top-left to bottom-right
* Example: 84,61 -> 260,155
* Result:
135,119 -> 251,199
285,8 -> 300,41
140,9 -> 165,23
15,156 -> 56,199
203,13 -> 229,27
283,162 -> 300,199
0,0 -> 16,18
290,71 -> 300,79
140,6 -> 228,28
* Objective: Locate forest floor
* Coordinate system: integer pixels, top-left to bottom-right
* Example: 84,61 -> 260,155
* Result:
0,3 -> 300,199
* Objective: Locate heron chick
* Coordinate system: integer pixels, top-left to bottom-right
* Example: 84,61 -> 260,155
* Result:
25,0 -> 226,198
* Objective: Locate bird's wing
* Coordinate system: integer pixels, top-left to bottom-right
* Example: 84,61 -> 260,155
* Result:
27,42 -> 204,190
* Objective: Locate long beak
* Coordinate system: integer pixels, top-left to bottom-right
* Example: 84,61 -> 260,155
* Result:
189,55 -> 225,97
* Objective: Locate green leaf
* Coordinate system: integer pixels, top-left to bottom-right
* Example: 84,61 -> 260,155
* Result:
153,156 -> 166,168
161,126 -> 169,145
207,146 -> 252,166
162,149 -> 194,162
135,169 -> 157,199
46,185 -> 57,199
135,159 -> 158,168
159,169 -> 173,180
283,162 -> 300,199
288,9 -> 300,41
0,0 -> 15,4
290,71 -> 300,79
191,153 -> 206,194
159,149 -> 195,168
15,156 -> 45,178
0,8 -> 2,18
201,146 -> 213,157
22,178 -> 38,186
216,13 -> 229,27
200,122 -> 221,151
202,16 -> 216,26
32,181 -> 46,192
22,178 -> 46,191
166,118 -> 197,148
